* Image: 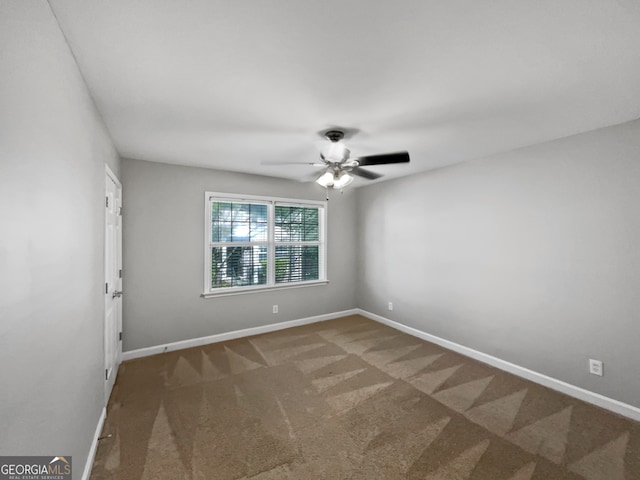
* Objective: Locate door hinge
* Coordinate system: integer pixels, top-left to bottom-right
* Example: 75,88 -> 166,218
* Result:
119,332 -> 122,341
105,369 -> 108,381
105,196 -> 109,208
118,269 -> 122,279
118,207 -> 123,216
105,282 -> 109,294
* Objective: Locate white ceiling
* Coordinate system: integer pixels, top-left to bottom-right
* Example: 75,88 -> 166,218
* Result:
50,0 -> 640,185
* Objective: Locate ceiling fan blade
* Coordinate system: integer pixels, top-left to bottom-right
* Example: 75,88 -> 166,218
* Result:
355,151 -> 410,166
351,167 -> 382,180
261,160 -> 324,166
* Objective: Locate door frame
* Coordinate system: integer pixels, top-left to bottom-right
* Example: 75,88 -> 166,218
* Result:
104,164 -> 123,403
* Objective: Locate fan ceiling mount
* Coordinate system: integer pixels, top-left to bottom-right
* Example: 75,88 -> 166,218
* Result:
263,128 -> 410,189
324,129 -> 345,143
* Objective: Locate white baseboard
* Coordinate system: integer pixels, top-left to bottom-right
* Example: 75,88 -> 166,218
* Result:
357,309 -> 640,422
82,407 -> 106,480
122,309 -> 359,362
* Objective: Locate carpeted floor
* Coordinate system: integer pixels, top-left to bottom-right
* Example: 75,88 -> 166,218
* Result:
91,315 -> 640,479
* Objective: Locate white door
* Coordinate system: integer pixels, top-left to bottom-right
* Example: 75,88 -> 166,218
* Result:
105,166 -> 122,401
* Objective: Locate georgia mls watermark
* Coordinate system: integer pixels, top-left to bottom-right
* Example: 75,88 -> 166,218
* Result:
0,457 -> 71,480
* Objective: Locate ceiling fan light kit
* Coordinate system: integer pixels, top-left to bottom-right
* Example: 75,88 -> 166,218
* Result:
316,169 -> 354,189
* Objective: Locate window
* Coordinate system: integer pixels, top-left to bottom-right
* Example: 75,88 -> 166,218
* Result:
203,192 -> 327,296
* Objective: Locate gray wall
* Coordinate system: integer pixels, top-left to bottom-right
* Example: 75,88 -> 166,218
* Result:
121,159 -> 357,351
0,2 -> 120,477
356,119 -> 640,408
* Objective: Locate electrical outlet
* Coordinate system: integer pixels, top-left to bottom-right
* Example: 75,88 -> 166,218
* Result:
272,305 -> 278,314
589,359 -> 603,376
388,302 -> 393,311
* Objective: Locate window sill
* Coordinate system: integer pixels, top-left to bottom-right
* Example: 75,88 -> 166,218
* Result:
201,280 -> 329,298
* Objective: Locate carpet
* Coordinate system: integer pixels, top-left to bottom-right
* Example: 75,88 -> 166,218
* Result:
91,315 -> 640,479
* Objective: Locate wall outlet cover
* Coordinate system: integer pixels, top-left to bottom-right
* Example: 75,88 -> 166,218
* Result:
589,359 -> 603,376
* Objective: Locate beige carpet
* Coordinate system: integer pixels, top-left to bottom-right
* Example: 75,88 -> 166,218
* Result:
91,315 -> 640,479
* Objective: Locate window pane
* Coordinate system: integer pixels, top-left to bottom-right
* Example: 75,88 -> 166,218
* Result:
214,202 -> 232,221
249,204 -> 267,241
275,245 -> 319,283
275,205 -> 289,223
211,246 -> 267,288
212,222 -> 231,242
304,223 -> 319,241
211,202 -> 231,242
212,201 -> 267,242
275,206 -> 319,242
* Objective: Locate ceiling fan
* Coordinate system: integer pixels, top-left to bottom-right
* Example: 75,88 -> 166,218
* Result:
265,129 -> 410,189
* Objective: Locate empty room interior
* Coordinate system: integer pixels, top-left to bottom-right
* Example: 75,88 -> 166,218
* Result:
2,1 -> 640,479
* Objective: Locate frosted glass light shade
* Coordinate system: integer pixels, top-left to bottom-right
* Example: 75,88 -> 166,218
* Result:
315,171 -> 335,188
333,171 -> 353,189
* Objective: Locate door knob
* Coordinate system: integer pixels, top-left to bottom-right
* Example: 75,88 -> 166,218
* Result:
112,290 -> 123,299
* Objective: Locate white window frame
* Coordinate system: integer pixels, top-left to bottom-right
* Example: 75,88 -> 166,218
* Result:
202,192 -> 328,297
